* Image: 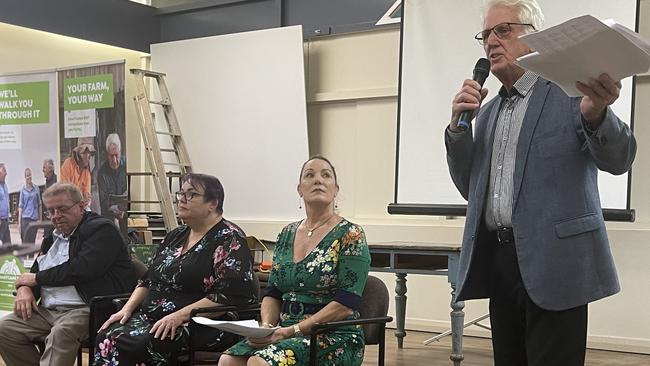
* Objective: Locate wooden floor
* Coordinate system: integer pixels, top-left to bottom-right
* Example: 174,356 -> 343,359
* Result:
1,330 -> 648,365
363,330 -> 650,366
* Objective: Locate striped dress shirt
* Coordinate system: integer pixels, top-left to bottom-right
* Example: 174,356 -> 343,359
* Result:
484,71 -> 539,231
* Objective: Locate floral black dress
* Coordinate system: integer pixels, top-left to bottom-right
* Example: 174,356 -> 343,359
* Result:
93,219 -> 258,366
225,219 -> 370,366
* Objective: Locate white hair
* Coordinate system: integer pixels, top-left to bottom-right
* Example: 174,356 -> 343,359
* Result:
484,0 -> 545,31
106,133 -> 121,152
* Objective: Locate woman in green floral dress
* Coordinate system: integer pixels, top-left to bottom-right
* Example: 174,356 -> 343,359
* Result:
220,156 -> 371,366
92,174 -> 258,366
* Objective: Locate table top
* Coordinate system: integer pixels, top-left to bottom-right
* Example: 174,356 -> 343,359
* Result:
368,241 -> 461,252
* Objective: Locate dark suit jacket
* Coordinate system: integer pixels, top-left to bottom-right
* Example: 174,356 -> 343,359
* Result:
30,211 -> 136,303
446,78 -> 636,311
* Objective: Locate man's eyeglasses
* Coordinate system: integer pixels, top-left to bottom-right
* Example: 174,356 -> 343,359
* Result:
475,22 -> 535,45
44,202 -> 81,219
175,191 -> 204,202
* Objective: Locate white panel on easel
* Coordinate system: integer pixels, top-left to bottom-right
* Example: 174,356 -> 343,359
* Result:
151,25 -> 309,222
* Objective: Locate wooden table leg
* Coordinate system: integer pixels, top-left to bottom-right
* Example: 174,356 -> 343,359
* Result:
394,273 -> 407,349
449,283 -> 465,365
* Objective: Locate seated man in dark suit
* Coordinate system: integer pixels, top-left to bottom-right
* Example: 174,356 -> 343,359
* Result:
0,183 -> 136,366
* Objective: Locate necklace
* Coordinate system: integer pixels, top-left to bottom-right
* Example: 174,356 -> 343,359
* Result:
304,214 -> 335,237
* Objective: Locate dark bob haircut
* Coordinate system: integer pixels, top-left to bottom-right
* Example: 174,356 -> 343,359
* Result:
181,173 -> 225,214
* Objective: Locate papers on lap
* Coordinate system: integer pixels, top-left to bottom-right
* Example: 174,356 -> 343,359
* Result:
515,15 -> 650,97
192,317 -> 279,338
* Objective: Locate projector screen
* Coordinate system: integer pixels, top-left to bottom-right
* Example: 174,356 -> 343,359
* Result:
392,0 -> 638,221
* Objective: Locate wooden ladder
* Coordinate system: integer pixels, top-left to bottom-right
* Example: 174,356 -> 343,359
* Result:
130,68 -> 193,233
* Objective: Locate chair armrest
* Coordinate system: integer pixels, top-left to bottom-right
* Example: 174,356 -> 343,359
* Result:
311,316 -> 393,334
87,292 -> 134,361
188,303 -> 261,358
190,303 -> 261,320
89,292 -> 133,306
12,243 -> 41,257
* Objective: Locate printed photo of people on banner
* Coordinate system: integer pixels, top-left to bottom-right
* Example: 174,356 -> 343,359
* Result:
0,71 -> 58,249
0,71 -> 58,313
58,61 -> 127,235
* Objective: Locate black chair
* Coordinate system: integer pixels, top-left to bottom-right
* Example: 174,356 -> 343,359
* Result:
185,271 -> 262,365
101,267 -> 261,366
187,275 -> 393,366
34,257 -> 149,365
22,220 -> 54,244
85,257 -> 149,363
308,275 -> 393,366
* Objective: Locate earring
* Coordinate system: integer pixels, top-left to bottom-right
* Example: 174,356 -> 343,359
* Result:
334,199 -> 338,209
299,197 -> 303,209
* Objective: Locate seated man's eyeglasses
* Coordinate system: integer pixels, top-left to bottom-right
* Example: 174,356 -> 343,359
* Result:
45,202 -> 80,219
475,22 -> 536,45
175,191 -> 204,202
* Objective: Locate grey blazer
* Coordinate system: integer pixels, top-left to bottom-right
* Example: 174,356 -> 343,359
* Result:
445,78 -> 636,311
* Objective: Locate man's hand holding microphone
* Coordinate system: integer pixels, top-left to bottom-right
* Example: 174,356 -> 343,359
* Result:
450,58 -> 491,133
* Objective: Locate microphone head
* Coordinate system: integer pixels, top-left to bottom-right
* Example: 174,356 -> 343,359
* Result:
473,58 -> 491,84
474,58 -> 490,74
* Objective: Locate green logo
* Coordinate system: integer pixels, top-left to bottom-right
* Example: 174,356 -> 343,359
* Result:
0,256 -> 26,311
0,81 -> 50,125
64,74 -> 114,110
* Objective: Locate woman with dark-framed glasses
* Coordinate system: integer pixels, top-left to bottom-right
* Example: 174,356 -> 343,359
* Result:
93,173 -> 258,366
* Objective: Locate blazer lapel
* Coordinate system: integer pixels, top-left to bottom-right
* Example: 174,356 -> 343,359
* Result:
512,79 -> 551,208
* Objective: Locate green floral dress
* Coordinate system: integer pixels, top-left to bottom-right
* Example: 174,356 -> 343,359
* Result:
225,218 -> 370,366
92,219 -> 258,366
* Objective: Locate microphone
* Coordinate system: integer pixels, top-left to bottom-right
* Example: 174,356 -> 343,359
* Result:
457,58 -> 491,131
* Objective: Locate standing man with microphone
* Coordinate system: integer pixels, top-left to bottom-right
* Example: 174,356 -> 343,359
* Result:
445,1 -> 636,365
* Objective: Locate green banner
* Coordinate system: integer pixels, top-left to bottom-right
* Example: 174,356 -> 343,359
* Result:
64,74 -> 114,110
129,244 -> 157,265
0,81 -> 49,125
0,256 -> 26,311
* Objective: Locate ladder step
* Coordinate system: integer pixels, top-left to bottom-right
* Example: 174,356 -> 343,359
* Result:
156,130 -> 180,136
128,172 -> 154,176
148,99 -> 171,106
160,148 -> 176,152
127,210 -> 162,215
163,162 -> 191,167
130,68 -> 166,78
128,172 -> 183,177
128,200 -> 161,204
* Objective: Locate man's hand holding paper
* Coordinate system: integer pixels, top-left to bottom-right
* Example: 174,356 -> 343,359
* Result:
577,73 -> 622,125
514,15 -> 650,97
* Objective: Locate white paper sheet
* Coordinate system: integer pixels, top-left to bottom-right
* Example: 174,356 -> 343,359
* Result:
515,15 -> 650,96
192,317 -> 279,338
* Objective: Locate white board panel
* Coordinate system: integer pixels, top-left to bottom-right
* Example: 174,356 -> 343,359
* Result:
152,26 -> 309,221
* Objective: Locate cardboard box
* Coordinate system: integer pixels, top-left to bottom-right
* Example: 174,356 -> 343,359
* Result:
128,218 -> 149,228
